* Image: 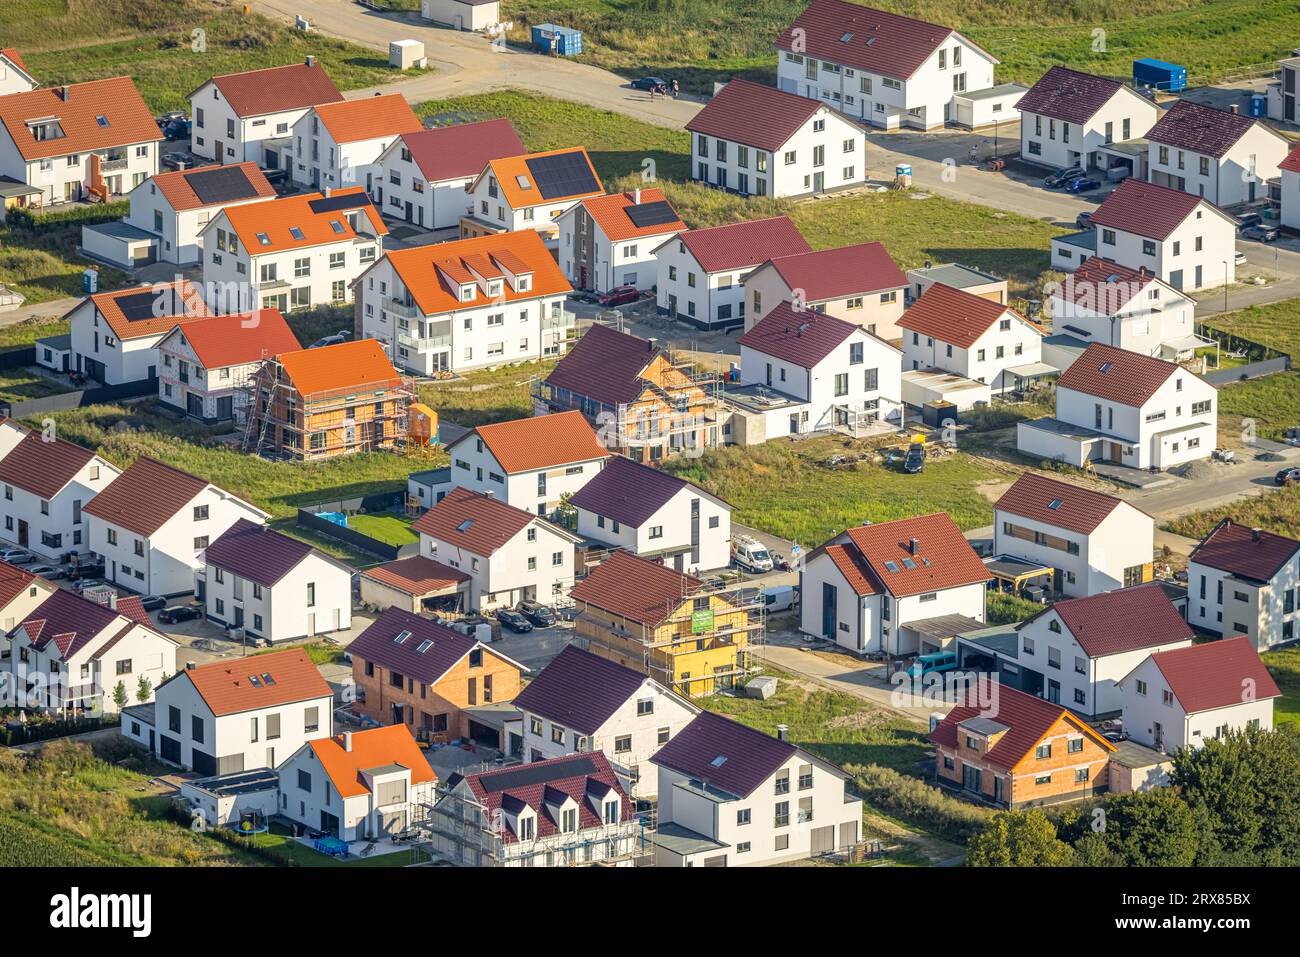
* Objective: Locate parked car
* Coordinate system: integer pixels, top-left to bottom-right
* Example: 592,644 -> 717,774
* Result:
1242,224 -> 1279,242
1075,211 -> 1093,229
907,649 -> 959,685
516,601 -> 557,627
1043,165 -> 1084,188
67,562 -> 104,581
160,151 -> 193,171
158,604 -> 203,624
0,548 -> 32,564
1064,177 -> 1101,193
1236,213 -> 1263,232
309,333 -> 348,349
731,535 -> 774,574
1234,249 -> 1248,266
598,285 -> 640,307
762,585 -> 797,614
161,118 -> 191,140
631,76 -> 670,93
140,595 -> 168,612
1275,467 -> 1300,485
27,564 -> 66,580
903,448 -> 925,473
496,609 -> 534,633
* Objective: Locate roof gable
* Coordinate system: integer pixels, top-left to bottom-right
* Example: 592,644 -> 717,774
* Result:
570,550 -> 705,626
650,711 -> 797,799
218,187 -> 386,255
513,645 -> 658,735
897,282 -> 1030,349
1190,519 -> 1300,583
397,118 -> 525,183
81,278 -> 211,342
310,93 -> 421,144
179,648 -> 332,717
994,471 -> 1134,536
464,410 -> 609,475
737,302 -> 860,369
1055,341 -> 1183,407
205,62 -> 344,117
1042,583 -> 1193,657
275,338 -> 402,398
1146,636 -> 1281,714
412,487 -> 551,556
204,518 -> 324,587
686,78 -> 825,152
765,241 -> 907,301
568,455 -> 689,528
1090,178 -> 1229,241
348,607 -> 508,686
1147,99 -> 1262,158
674,216 -> 810,274
0,76 -> 162,161
844,513 -> 990,597
1016,66 -> 1126,125
542,322 -> 659,407
578,188 -> 685,243
309,725 -> 436,799
81,456 -> 214,536
0,430 -> 99,500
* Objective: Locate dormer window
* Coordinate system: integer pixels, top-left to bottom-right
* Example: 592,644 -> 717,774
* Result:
603,800 -> 619,824
460,284 -> 475,302
517,811 -> 535,841
561,807 -> 578,833
515,274 -> 532,292
488,280 -> 503,297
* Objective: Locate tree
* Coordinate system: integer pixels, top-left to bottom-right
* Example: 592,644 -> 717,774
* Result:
1078,790 -> 1201,866
135,675 -> 153,704
111,681 -> 128,711
966,808 -> 1075,867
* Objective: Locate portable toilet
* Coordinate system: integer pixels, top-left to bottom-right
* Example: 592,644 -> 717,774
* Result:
895,163 -> 912,187
532,23 -> 582,57
1249,93 -> 1267,118
82,268 -> 99,294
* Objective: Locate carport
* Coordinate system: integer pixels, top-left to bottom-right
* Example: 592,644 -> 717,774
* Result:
901,614 -> 986,655
1003,361 -> 1058,398
1096,138 -> 1149,182
984,555 -> 1054,596
462,702 -> 521,752
360,555 -> 470,614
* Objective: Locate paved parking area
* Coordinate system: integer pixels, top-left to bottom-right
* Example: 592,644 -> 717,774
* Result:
491,622 -> 578,673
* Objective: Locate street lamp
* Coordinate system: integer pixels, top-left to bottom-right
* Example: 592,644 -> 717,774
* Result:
1222,260 -> 1229,314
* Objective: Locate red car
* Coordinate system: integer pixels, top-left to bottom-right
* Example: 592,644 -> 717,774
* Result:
598,285 -> 640,307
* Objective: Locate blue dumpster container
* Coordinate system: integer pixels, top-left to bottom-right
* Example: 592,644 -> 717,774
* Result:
1132,58 -> 1187,93
532,23 -> 583,57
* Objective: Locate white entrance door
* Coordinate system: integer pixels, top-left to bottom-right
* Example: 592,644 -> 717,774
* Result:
307,613 -> 316,636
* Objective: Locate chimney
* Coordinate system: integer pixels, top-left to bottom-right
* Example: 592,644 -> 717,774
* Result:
1252,527 -> 1261,541
343,732 -> 353,752
633,187 -> 641,205
58,85 -> 70,102
1230,103 -> 1240,114
305,55 -> 316,68
776,724 -> 788,742
186,661 -> 196,671
323,186 -> 331,198
909,537 -> 920,555
176,161 -> 186,172
647,336 -> 657,353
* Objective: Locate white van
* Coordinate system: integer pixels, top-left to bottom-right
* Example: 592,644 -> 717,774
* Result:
732,535 -> 774,573
762,585 -> 797,613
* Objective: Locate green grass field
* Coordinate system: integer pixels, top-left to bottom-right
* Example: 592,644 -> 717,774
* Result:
418,358 -> 556,428
1164,482 -> 1300,540
0,369 -> 74,405
347,512 -> 419,547
1217,372 -> 1300,443
1264,648 -> 1300,727
0,219 -> 129,305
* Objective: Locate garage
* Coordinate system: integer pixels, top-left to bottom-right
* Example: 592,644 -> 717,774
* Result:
420,0 -> 500,31
810,825 -> 836,856
360,555 -> 470,615
191,748 -> 217,777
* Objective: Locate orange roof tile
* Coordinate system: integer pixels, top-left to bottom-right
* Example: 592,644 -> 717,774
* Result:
0,76 -> 162,161
218,186 -> 386,255
1,48 -> 30,76
81,279 -> 210,342
844,513 -> 991,598
204,61 -> 344,117
579,188 -> 685,243
178,648 -> 332,717
897,282 -> 1033,350
150,162 -> 276,213
480,147 -> 604,209
310,725 -> 436,798
360,555 -> 470,596
277,338 -> 402,399
311,93 -> 421,144
170,309 -> 301,370
467,410 -> 610,474
383,229 -> 571,317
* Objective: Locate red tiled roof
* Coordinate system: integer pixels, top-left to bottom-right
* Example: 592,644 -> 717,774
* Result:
276,338 -> 402,399
0,76 -> 162,161
994,471 -> 1138,536
206,61 -> 344,117
651,711 -> 797,799
20,589 -> 120,660
1058,257 -> 1165,312
673,216 -> 810,274
310,725 -> 436,799
765,242 -> 906,301
204,519 -> 323,587
1190,519 -> 1300,584
466,410 -> 609,475
775,0 -> 990,81
110,595 -> 153,628
930,680 -> 1113,770
399,118 -> 525,183
1282,143 -> 1300,175
412,487 -> 540,556
151,162 -> 276,213
220,186 -> 386,255
821,543 -> 879,596
170,309 -> 300,370
579,188 -> 685,243
1,48 -> 31,77
737,302 -> 859,369
570,550 -> 705,627
312,93 -> 421,144
1044,583 -> 1193,658
481,148 -> 603,208
543,323 -> 661,407
1056,341 -> 1181,407
82,279 -> 211,342
81,457 -> 212,536
360,555 -> 469,596
1090,177 -> 1222,241
844,513 -> 991,598
897,282 -> 1030,350
1146,637 -> 1281,714
513,645 -> 661,736
1016,66 -> 1126,125
0,559 -> 41,607
178,648 -> 332,717
687,78 -> 825,152
1147,99 -> 1258,158
569,455 -> 706,529
0,430 -> 99,500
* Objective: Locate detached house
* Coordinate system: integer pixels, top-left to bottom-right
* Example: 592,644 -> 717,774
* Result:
743,242 -> 908,340
1280,143 -> 1300,233
0,559 -> 56,647
655,215 -> 810,330
735,303 -> 903,438
201,519 -> 354,644
534,323 -> 721,461
1053,178 -> 1238,292
277,725 -> 437,842
513,645 -> 700,798
0,77 -> 161,206
1119,637 -> 1281,752
143,648 -> 333,774
1017,341 -> 1216,471
188,59 -> 344,168
358,228 -> 574,376
930,680 -> 1115,808
0,430 -> 120,559
201,187 -> 386,314
800,512 -> 991,656
289,93 -> 422,194
83,456 -> 269,597
374,117 -> 524,230
686,78 -> 866,198
897,282 -> 1045,399
1187,520 -> 1300,650
417,409 -> 609,516
5,588 -> 176,717
1146,99 -> 1290,207
774,0 -> 1005,131
348,607 -> 525,740
460,147 -> 604,243
570,455 -> 732,573
1049,257 -> 1201,363
67,279 -> 211,386
411,487 -> 580,613
651,711 -> 862,866
1017,66 -> 1159,175
0,48 -> 35,96
993,471 -> 1155,597
157,308 -> 302,424
558,187 -> 686,294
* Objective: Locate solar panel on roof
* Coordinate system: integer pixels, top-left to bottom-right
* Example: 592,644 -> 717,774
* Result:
625,200 -> 678,229
525,152 -> 599,200
477,755 -> 598,794
308,193 -> 373,214
187,166 -> 258,206
115,288 -> 188,323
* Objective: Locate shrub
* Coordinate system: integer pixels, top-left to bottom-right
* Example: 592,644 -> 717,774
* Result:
846,763 -> 993,843
5,200 -> 130,232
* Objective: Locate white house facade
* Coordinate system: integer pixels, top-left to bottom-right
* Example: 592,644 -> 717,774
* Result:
0,431 -> 120,560
1187,520 -> 1300,650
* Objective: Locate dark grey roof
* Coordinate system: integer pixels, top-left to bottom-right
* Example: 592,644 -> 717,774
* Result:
202,518 -> 315,587
346,607 -> 482,686
568,455 -> 687,529
512,645 -> 649,736
959,716 -> 1010,736
650,711 -> 795,799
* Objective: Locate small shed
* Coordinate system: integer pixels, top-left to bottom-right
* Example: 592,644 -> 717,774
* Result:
35,334 -> 72,373
951,83 -> 1027,130
421,0 -> 500,31
532,23 -> 583,57
389,39 -> 427,71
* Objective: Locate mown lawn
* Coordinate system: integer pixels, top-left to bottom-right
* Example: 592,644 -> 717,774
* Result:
0,369 -> 74,405
229,822 -> 418,867
1164,482 -> 1300,540
663,435 -> 1014,547
347,512 -> 419,547
1203,298 -> 1300,359
1263,648 -> 1300,727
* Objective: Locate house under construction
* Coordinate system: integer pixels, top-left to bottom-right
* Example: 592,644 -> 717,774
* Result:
243,338 -> 415,460
568,550 -> 764,698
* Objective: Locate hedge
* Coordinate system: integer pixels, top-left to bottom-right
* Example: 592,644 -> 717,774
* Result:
5,200 -> 130,233
0,714 -> 119,747
847,763 -> 994,844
